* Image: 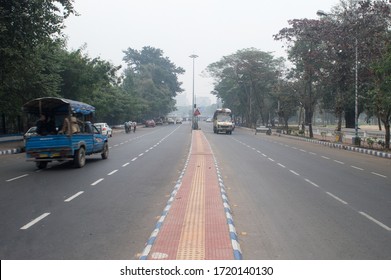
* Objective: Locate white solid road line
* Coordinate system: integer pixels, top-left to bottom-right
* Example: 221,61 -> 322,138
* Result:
20,213 -> 51,230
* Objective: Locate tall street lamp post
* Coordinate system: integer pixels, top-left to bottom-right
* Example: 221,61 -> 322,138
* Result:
189,54 -> 198,130
317,10 -> 359,144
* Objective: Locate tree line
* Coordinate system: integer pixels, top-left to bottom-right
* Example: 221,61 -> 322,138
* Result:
206,0 -> 391,149
0,0 -> 184,134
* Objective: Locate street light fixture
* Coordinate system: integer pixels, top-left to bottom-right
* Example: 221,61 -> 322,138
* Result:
189,54 -> 198,130
317,10 -> 359,144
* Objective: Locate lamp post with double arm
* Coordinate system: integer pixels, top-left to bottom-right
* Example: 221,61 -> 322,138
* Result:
189,54 -> 198,130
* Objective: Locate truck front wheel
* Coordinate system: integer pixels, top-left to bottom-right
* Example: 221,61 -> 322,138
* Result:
101,143 -> 109,159
74,147 -> 86,168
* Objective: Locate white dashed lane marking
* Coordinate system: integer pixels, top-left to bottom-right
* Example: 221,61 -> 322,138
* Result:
359,212 -> 391,231
91,178 -> 104,186
371,172 -> 387,178
233,136 -> 391,232
326,192 -> 348,205
20,213 -> 50,230
108,170 -> 118,176
6,174 -> 29,182
289,170 -> 300,176
351,165 -> 364,171
64,191 -> 84,202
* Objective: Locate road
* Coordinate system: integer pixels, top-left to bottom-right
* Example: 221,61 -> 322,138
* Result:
203,123 -> 391,259
0,122 -> 390,259
0,124 -> 190,259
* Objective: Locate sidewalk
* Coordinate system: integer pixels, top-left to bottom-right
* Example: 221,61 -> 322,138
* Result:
0,135 -> 24,155
140,130 -> 242,260
276,126 -> 391,159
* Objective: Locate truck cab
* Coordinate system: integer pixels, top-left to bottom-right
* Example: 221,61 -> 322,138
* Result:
213,108 -> 234,134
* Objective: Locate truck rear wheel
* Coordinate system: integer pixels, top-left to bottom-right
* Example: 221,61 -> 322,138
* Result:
36,161 -> 48,169
101,143 -> 109,159
74,147 -> 86,168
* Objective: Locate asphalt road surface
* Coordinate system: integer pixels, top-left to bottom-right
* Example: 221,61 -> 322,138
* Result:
1,122 -> 390,259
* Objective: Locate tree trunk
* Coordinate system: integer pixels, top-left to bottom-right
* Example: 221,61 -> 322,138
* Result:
344,108 -> 355,128
384,122 -> 390,150
305,108 -> 314,138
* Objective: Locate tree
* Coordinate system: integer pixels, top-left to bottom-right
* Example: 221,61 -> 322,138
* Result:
313,0 -> 391,130
370,44 -> 391,149
207,48 -> 283,128
0,0 -> 75,133
274,19 -> 327,138
122,46 -> 185,120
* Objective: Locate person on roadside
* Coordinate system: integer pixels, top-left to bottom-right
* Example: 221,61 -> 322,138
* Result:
132,121 -> 137,133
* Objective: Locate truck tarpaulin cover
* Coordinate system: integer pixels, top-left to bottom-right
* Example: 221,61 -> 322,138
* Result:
22,97 -> 95,116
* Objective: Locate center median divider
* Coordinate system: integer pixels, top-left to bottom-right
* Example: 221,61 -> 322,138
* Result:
139,130 -> 242,260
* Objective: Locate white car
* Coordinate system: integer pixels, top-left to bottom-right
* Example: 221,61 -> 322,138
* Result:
94,123 -> 112,137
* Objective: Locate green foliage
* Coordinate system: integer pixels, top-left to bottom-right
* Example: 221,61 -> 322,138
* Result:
122,46 -> 185,120
207,48 -> 284,128
0,0 -> 75,132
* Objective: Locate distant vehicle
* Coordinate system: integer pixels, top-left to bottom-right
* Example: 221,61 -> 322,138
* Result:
206,117 -> 212,122
167,118 -> 175,124
22,97 -> 109,169
94,122 -> 112,137
176,118 -> 183,124
155,119 -> 163,125
145,119 -> 156,127
213,108 -> 234,134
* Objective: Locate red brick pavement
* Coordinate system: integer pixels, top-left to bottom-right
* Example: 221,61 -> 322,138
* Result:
142,130 -> 235,260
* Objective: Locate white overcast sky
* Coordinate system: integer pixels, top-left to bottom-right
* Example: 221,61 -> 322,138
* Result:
63,0 -> 340,104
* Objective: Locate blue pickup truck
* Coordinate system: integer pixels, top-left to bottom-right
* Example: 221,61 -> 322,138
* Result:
22,97 -> 109,169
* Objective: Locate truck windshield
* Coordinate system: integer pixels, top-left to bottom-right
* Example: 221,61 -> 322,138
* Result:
217,115 -> 231,121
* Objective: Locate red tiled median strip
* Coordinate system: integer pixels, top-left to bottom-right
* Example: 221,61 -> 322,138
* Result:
140,130 -> 241,260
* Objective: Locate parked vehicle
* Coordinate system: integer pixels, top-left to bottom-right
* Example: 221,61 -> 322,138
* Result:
145,119 -> 156,127
155,119 -> 163,125
22,97 -> 109,169
213,108 -> 234,134
94,122 -> 112,137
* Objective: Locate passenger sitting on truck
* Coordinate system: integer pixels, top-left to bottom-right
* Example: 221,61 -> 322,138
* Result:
59,115 -> 80,135
36,114 -> 48,135
47,116 -> 57,134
